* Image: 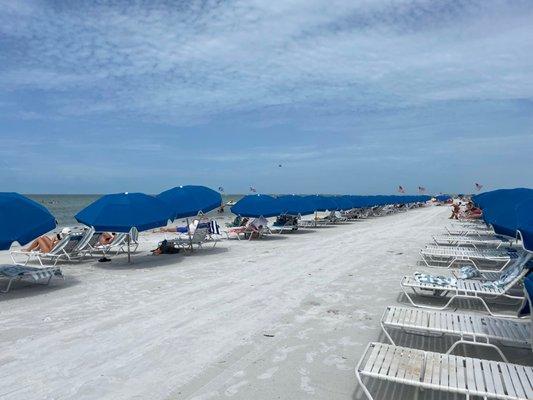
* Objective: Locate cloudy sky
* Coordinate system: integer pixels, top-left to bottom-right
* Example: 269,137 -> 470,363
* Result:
1,0 -> 532,194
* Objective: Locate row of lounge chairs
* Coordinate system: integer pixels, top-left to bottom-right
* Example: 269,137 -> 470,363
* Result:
1,228 -> 140,293
0,203 -> 421,293
355,218 -> 533,399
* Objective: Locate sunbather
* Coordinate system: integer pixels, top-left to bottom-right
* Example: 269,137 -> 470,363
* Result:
98,232 -> 115,246
463,201 -> 482,219
24,228 -> 70,253
155,220 -> 199,234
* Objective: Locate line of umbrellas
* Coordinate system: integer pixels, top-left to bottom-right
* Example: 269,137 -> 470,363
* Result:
1,188 -> 434,251
230,194 -> 433,217
0,186 -> 222,251
472,188 -> 533,249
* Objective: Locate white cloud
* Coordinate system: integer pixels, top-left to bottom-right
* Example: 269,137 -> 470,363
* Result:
1,0 -> 532,125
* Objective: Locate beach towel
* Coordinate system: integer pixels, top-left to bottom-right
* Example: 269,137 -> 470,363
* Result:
482,262 -> 523,290
413,272 -> 457,287
457,266 -> 481,279
208,220 -> 220,235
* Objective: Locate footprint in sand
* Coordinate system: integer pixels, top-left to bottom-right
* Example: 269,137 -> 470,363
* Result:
190,391 -> 220,400
257,366 -> 278,380
305,351 -> 317,363
299,368 -> 315,394
224,380 -> 248,397
323,354 -> 351,371
296,328 -> 313,339
338,336 -> 358,346
272,345 -> 304,363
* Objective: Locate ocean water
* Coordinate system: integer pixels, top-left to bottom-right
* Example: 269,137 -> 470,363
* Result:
27,194 -> 244,227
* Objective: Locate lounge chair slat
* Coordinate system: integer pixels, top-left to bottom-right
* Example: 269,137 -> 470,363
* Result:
515,365 -> 533,399
507,365 -> 526,399
500,363 -> 517,397
517,366 -> 533,398
473,358 -> 486,394
465,357 -> 476,392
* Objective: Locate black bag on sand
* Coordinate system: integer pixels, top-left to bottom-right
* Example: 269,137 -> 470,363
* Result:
152,240 -> 181,255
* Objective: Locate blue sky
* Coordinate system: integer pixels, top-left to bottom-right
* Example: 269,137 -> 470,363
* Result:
1,0 -> 532,195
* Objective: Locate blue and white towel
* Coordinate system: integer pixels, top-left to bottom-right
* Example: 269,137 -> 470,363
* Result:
208,220 -> 221,235
483,263 -> 522,290
414,272 -> 457,287
457,266 -> 481,279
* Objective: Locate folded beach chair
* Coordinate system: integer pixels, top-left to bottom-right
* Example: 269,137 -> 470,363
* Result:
433,234 -> 512,249
355,342 -> 533,400
380,305 -> 530,362
400,256 -> 531,317
420,244 -> 520,271
0,264 -> 63,293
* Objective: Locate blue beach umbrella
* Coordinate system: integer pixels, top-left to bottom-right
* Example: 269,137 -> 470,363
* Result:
276,195 -> 315,216
0,192 -> 57,250
231,194 -> 281,218
75,192 -> 172,261
157,185 -> 222,219
480,188 -> 533,237
75,192 -> 172,232
303,195 -> 339,212
334,195 -> 354,211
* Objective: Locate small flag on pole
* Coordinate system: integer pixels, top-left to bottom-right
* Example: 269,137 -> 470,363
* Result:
398,185 -> 405,194
218,186 -> 224,192
418,186 -> 426,193
475,183 -> 483,191
250,186 -> 257,193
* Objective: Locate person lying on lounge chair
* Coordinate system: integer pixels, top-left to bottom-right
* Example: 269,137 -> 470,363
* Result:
24,228 -> 70,253
155,220 -> 199,234
98,232 -> 115,246
464,202 -> 482,219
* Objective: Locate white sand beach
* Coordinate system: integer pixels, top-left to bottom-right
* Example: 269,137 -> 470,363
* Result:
0,206 -> 530,399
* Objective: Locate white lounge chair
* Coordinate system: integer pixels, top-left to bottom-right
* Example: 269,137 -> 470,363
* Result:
433,234 -> 512,249
89,232 -> 138,257
420,245 -> 520,271
380,305 -> 530,362
0,264 -> 63,293
445,225 -> 496,237
11,227 -> 95,266
171,227 -> 209,250
400,262 -> 529,317
355,342 -> 533,400
271,215 -> 299,234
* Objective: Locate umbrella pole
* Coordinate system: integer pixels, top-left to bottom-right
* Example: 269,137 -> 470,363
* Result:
186,217 -> 193,252
314,211 -> 317,227
127,234 -> 131,263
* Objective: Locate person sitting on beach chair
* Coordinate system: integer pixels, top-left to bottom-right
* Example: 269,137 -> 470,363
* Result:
449,202 -> 460,219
